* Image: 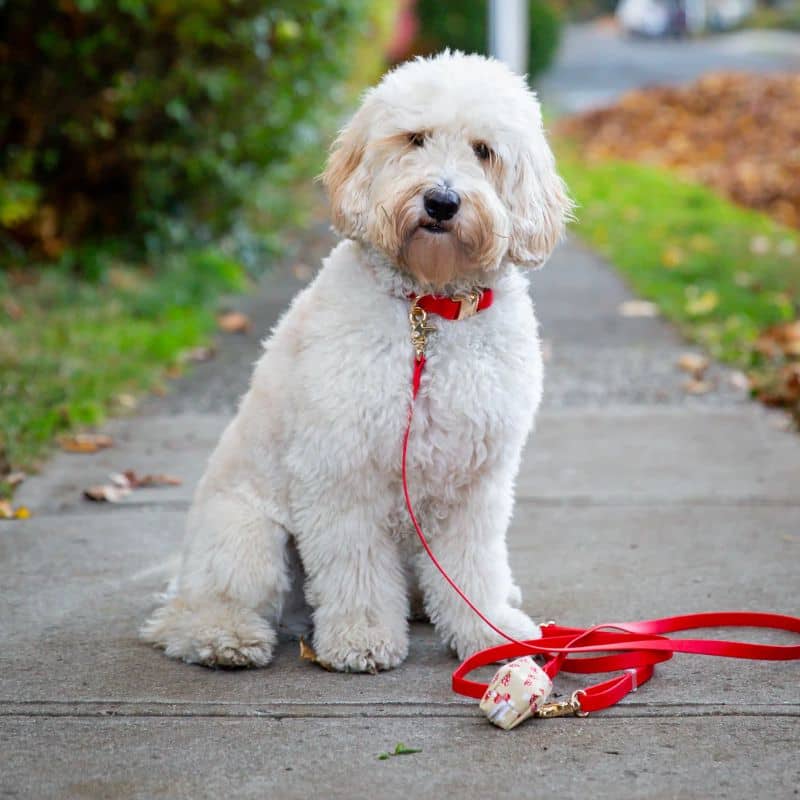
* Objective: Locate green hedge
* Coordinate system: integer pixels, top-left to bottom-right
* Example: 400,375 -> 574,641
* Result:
415,0 -> 561,80
0,0 -> 373,260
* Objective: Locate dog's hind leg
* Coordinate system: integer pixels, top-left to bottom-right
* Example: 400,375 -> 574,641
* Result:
140,486 -> 289,668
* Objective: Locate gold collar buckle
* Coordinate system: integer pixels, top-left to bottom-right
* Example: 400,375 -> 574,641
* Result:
454,290 -> 480,320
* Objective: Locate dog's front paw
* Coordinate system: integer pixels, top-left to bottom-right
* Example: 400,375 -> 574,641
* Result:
450,607 -> 541,661
313,623 -> 408,673
141,598 -> 277,668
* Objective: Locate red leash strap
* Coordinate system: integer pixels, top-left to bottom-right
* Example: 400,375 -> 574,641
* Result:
451,616 -> 800,713
403,352 -> 800,717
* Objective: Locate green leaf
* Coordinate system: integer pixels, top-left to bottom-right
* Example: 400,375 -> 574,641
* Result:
393,743 -> 422,756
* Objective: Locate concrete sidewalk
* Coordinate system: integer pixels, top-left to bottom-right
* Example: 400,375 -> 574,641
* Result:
3,231 -> 798,799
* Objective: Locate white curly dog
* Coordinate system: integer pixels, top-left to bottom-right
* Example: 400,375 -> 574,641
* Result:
141,51 -> 572,672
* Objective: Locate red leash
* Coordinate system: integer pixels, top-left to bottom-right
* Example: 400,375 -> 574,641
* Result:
402,341 -> 800,719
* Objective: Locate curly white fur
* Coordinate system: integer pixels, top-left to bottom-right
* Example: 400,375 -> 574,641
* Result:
141,51 -> 572,672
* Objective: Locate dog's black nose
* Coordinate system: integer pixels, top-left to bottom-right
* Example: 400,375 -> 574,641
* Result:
423,187 -> 460,221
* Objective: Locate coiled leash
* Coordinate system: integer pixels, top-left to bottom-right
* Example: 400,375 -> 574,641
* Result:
403,292 -> 800,730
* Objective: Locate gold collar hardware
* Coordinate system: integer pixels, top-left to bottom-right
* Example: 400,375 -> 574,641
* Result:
536,690 -> 588,718
454,290 -> 481,320
409,299 -> 436,359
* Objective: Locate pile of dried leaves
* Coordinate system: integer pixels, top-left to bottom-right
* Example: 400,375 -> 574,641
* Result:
751,321 -> 800,422
557,72 -> 800,229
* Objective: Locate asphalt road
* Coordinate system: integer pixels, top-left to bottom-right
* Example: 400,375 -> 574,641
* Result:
537,22 -> 800,113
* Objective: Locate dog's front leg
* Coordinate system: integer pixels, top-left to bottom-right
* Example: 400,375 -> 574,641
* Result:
297,498 -> 409,673
140,486 -> 286,668
416,480 -> 541,660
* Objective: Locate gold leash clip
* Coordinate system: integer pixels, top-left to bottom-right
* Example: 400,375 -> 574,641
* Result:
409,299 -> 436,359
536,690 -> 588,718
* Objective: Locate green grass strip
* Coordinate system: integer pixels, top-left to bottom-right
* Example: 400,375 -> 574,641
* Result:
556,146 -> 800,367
1,248 -> 247,489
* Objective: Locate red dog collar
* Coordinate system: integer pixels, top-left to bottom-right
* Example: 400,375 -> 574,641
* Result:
409,289 -> 493,321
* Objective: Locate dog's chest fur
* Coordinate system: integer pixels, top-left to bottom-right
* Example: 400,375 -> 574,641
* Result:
249,241 -> 542,530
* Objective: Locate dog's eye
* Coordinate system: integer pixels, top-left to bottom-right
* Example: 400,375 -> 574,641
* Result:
407,132 -> 426,148
472,141 -> 491,161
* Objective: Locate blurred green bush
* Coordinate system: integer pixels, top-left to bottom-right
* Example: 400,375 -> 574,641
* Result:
552,0 -> 616,22
0,0 -> 380,261
748,3 -> 800,31
415,0 -> 561,81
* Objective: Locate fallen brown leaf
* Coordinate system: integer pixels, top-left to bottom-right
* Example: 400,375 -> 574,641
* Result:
217,311 -> 251,334
83,484 -> 131,503
5,471 -> 26,488
111,470 -> 182,489
0,501 -> 29,520
619,300 -> 659,318
683,378 -> 713,395
59,433 -> 114,453
677,352 -> 710,380
756,320 -> 800,359
299,637 -> 334,671
115,393 -> 138,410
754,362 -> 800,406
182,345 -> 216,363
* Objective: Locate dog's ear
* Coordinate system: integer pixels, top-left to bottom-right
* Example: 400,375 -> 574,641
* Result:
506,132 -> 573,268
321,104 -> 371,239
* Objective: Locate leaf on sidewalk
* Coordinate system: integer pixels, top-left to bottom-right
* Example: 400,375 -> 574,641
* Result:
115,393 -> 138,410
618,300 -> 658,318
5,471 -> 26,488
378,743 -> 423,760
392,743 -> 422,755
83,484 -> 131,503
110,470 -> 182,489
217,311 -> 251,334
84,470 -> 181,503
182,345 -> 216,363
677,352 -> 710,380
683,378 -> 713,395
298,637 -> 334,671
0,500 -> 31,520
59,433 -> 114,453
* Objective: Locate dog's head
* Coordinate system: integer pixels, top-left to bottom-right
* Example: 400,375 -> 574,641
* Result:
322,51 -> 573,290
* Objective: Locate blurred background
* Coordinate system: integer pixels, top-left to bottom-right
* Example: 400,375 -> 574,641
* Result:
1,0 -> 799,505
